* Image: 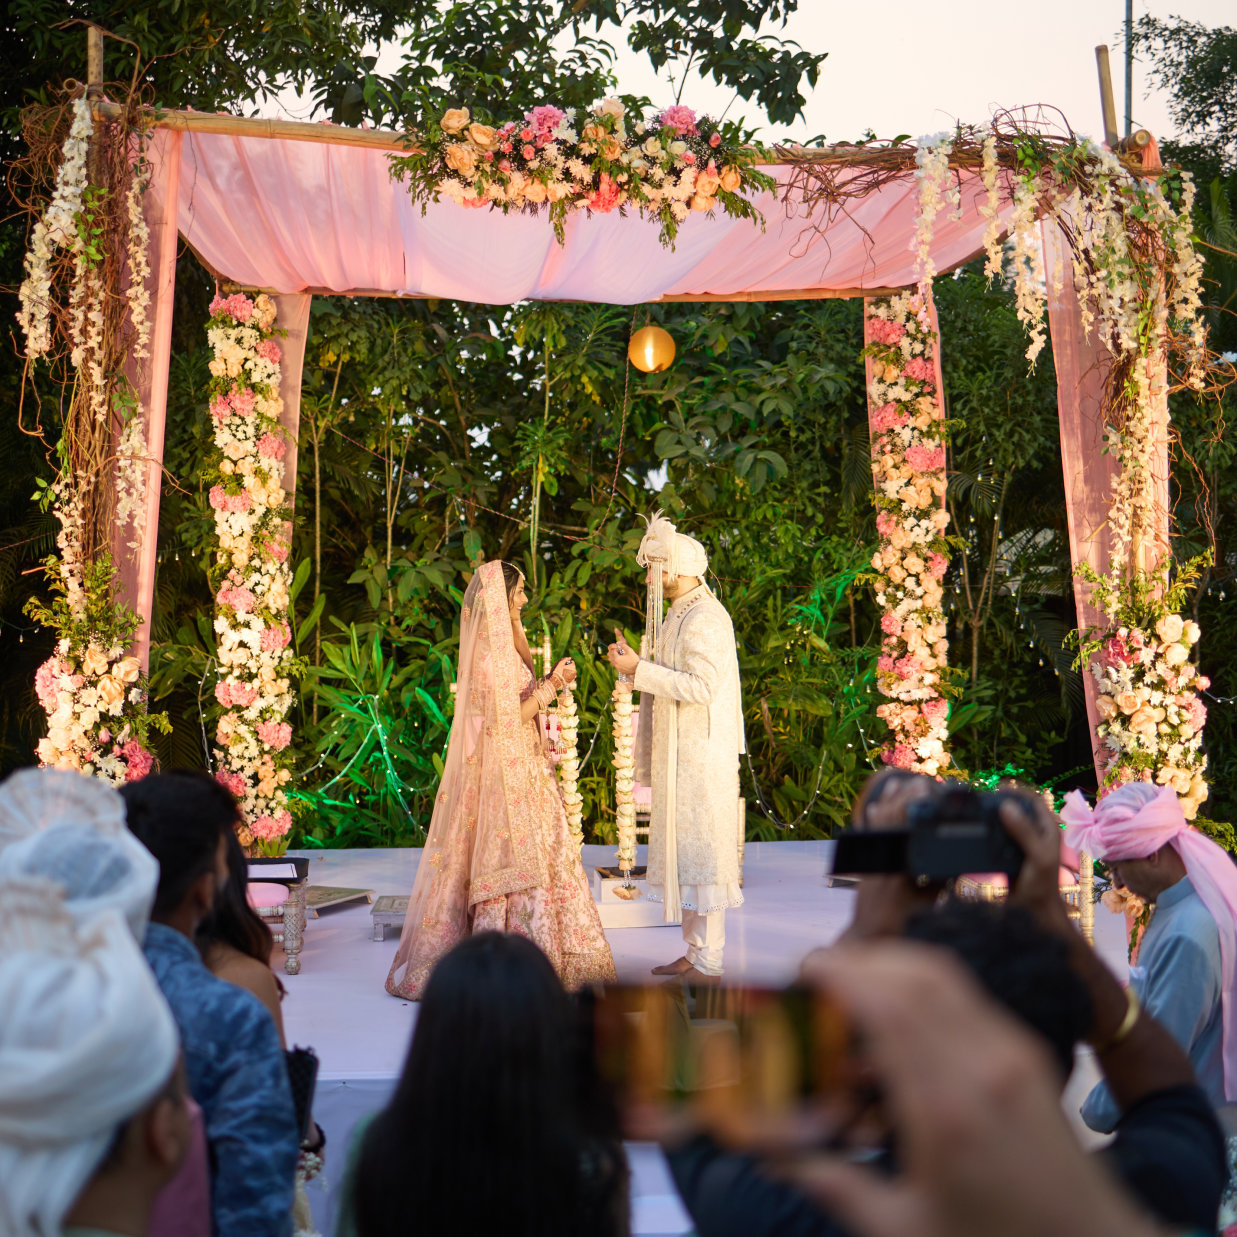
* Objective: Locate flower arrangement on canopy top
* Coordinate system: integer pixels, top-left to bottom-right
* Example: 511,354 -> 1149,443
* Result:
391,98 -> 774,246
865,292 -> 955,775
204,291 -> 300,854
1073,559 -> 1210,818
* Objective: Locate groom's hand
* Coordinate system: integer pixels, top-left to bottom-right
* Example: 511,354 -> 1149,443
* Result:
607,627 -> 640,675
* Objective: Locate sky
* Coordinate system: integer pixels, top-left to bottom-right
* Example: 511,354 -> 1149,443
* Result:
267,1 -> 1232,147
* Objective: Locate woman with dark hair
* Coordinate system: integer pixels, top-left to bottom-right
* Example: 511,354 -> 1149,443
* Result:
196,828 -> 285,1039
340,933 -> 628,1237
385,560 -> 615,998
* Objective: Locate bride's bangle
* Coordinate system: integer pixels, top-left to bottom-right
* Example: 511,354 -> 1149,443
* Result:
534,678 -> 558,709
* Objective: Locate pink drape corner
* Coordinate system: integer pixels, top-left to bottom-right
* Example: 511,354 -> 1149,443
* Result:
114,129 -> 183,671
1042,219 -> 1170,784
271,293 -> 311,511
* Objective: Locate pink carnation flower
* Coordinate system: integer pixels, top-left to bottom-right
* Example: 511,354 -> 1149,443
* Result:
209,393 -> 232,422
120,740 -> 153,782
208,485 -> 229,511
659,105 -> 699,136
905,445 -> 946,473
877,655 -> 896,674
1183,696 -> 1207,733
875,511 -> 896,537
227,490 -> 253,514
867,318 -> 906,345
880,612 -> 902,636
256,721 -> 293,751
902,357 -> 936,385
927,552 -> 948,580
215,769 -> 247,798
260,622 -> 292,652
250,814 -> 282,841
224,294 -> 254,323
922,697 -> 949,726
882,743 -> 915,770
217,584 -> 256,614
894,656 -> 919,680
265,537 -> 290,564
870,403 -> 907,433
527,105 -> 564,137
255,339 -> 282,364
257,433 -> 286,460
34,657 -> 65,713
230,387 -> 257,416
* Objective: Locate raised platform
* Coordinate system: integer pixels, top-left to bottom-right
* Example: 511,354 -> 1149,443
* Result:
273,840 -> 1127,1233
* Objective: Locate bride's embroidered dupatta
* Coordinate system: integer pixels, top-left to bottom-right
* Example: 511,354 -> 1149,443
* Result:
386,562 -> 547,996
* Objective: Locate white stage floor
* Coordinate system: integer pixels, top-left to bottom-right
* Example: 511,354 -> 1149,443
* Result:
276,841 -> 1128,1233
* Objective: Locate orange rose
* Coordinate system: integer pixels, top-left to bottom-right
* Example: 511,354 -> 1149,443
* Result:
695,171 -> 721,197
441,107 -> 470,135
523,181 -> 547,203
690,193 -> 715,212
718,166 -> 742,193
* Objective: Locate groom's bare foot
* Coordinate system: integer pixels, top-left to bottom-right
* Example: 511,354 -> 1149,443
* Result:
651,955 -> 693,976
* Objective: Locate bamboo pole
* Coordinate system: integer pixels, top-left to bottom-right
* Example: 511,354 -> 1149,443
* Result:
1095,45 -> 1120,149
86,26 -> 104,99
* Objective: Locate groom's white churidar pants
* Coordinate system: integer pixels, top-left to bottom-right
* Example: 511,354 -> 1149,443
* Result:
683,908 -> 725,976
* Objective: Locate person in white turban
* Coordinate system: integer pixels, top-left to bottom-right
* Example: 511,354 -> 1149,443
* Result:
0,878 -> 187,1237
0,768 -> 157,941
608,510 -> 746,979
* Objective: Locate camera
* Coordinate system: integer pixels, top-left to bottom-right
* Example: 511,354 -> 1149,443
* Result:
831,783 -> 1028,882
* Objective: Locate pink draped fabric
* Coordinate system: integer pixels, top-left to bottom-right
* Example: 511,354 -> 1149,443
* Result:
174,134 -> 1017,300
271,293 -> 312,505
1043,220 -> 1171,782
1062,785 -> 1237,1099
114,129 -> 182,670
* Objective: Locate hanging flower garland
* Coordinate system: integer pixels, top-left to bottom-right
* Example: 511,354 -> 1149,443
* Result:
866,292 -> 954,775
556,685 -> 584,847
16,92 -> 167,780
204,292 -> 299,854
1073,560 -> 1210,816
392,98 -> 773,247
611,679 -> 638,887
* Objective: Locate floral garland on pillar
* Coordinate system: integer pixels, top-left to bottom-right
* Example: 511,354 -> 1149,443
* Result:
17,94 -> 167,780
556,686 -> 584,847
611,680 -> 638,888
865,292 -> 954,775
204,292 -> 298,853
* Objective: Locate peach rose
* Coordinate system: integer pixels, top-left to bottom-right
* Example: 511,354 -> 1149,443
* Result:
546,182 -> 570,202
599,97 -> 625,119
1182,619 -> 1200,645
695,171 -> 721,197
81,645 -> 109,677
1155,614 -> 1184,644
1095,694 -> 1119,721
690,193 -> 715,212
523,180 -> 547,203
444,144 -> 477,177
441,108 -> 470,134
1128,707 -> 1158,737
719,166 -> 742,193
97,676 -> 125,710
1115,691 -> 1140,715
601,139 -> 624,160
467,123 -> 497,150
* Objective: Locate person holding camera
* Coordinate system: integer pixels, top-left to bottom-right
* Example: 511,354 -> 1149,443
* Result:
1060,781 -> 1237,1133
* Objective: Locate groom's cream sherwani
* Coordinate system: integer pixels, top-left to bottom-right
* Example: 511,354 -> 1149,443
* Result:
634,583 -> 745,946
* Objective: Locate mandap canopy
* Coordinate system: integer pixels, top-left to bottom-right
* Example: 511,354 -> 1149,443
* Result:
19,92 -> 1210,849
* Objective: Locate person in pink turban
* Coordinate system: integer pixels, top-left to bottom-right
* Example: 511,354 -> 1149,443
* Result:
1061,782 -> 1237,1133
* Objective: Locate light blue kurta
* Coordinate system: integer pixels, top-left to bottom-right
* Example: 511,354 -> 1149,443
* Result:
1082,875 -> 1224,1133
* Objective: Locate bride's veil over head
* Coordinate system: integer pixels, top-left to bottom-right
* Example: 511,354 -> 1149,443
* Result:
386,561 -> 548,995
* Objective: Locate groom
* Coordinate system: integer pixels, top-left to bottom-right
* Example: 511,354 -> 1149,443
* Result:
607,512 -> 745,981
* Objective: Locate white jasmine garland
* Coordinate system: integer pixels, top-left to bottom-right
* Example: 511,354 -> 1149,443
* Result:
556,686 -> 584,847
611,679 -> 637,873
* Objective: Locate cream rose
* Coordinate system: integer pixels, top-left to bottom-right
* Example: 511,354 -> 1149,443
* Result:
1115,691 -> 1140,715
1182,619 -> 1201,645
441,107 -> 470,135
599,97 -> 625,119
444,144 -> 477,178
1155,614 -> 1184,644
1095,694 -> 1119,721
523,180 -> 547,203
114,657 -> 141,684
1164,643 -> 1189,666
97,676 -> 125,710
467,123 -> 497,151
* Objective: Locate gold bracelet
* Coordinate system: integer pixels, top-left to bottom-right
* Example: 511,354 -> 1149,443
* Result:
1092,986 -> 1140,1054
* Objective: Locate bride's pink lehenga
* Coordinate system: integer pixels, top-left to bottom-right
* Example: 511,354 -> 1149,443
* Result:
386,562 -> 616,999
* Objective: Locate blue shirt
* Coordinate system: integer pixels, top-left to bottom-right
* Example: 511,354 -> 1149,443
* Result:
144,923 -> 298,1237
1082,876 -> 1225,1133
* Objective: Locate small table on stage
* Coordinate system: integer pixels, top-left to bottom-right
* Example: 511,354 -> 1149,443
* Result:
248,857 -> 310,975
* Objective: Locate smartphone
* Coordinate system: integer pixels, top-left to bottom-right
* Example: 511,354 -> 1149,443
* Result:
584,983 -> 857,1150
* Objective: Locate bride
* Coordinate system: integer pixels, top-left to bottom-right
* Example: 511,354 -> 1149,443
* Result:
386,560 -> 616,998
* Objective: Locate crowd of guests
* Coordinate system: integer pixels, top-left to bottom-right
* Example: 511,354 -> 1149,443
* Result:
0,763 -> 1233,1236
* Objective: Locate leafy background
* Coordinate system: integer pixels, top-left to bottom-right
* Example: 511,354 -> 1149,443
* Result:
1,3 -> 1233,848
